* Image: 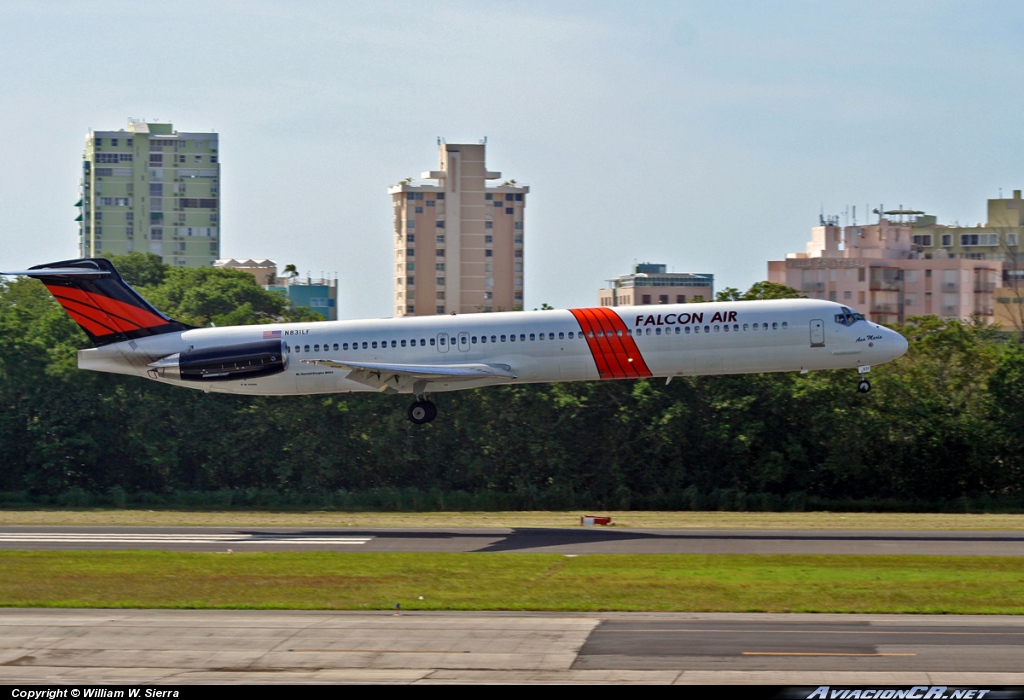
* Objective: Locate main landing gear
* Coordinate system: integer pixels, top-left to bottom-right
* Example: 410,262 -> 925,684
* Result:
408,398 -> 437,424
857,365 -> 871,394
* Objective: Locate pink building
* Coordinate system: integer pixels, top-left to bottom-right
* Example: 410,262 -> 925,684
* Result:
768,218 -> 1000,324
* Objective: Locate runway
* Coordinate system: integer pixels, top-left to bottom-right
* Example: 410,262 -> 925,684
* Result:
1,610 -> 1023,684
1,526 -> 1023,555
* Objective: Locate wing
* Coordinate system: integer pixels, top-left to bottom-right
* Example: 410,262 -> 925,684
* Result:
300,359 -> 517,394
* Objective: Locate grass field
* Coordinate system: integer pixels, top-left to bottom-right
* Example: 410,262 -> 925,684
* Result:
1,551 -> 1022,614
1,510 -> 1023,529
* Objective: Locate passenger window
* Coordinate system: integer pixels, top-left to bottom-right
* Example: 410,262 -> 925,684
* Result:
596,330 -> 603,338
782,322 -> 788,329
772,322 -> 778,329
530,333 -> 535,341
472,336 -> 478,343
440,337 -> 446,345
304,345 -> 310,351
549,333 -> 555,340
568,332 -> 574,339
343,343 -> 349,350
704,326 -> 710,333
401,339 -> 406,347
480,336 -> 487,343
362,342 -> 368,349
334,343 -> 339,351
430,338 -> 435,346
491,335 -> 497,342
655,328 -> 661,335
723,325 -> 729,332
685,326 -> 691,334
510,334 -> 516,342
520,334 -> 525,341
558,332 -> 565,339
314,344 -> 320,351
501,335 -> 507,342
587,331 -> 594,338
714,326 -> 720,332
675,327 -> 680,334
617,330 -> 623,337
371,342 -> 377,348
391,340 -> 397,347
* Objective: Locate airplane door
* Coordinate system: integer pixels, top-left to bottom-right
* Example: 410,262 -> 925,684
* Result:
457,331 -> 470,352
810,319 -> 825,347
436,332 -> 450,353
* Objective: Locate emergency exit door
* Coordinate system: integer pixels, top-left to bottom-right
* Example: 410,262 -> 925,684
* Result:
810,319 -> 825,347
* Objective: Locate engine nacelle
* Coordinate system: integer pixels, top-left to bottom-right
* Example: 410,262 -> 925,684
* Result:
148,339 -> 288,382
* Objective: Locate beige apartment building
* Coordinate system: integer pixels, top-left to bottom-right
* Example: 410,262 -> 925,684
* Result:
599,263 -> 714,306
388,142 -> 527,316
768,217 -> 1001,324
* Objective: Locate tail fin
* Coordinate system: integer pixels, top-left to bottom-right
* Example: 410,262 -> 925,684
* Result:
10,258 -> 191,346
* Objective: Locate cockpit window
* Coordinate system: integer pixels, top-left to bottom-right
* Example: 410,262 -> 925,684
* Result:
835,308 -> 866,326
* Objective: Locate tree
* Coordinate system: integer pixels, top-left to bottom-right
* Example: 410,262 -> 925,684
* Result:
105,253 -> 168,288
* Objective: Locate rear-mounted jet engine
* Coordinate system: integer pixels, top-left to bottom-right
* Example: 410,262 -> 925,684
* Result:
148,339 -> 288,382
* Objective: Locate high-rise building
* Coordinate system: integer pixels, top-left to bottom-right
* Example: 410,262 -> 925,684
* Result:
599,263 -> 714,306
388,142 -> 527,316
78,120 -> 220,267
768,214 -> 1002,324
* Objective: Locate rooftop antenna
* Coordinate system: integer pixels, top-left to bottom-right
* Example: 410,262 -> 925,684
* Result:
852,205 -> 857,226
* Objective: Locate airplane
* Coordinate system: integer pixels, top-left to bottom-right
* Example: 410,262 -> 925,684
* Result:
2,258 -> 908,424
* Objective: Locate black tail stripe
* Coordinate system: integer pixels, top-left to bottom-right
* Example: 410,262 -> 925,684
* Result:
50,290 -> 147,331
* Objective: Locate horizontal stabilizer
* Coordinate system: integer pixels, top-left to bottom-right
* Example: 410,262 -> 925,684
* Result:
2,268 -> 111,278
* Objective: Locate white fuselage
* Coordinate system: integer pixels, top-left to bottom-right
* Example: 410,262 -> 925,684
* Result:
77,299 -> 908,396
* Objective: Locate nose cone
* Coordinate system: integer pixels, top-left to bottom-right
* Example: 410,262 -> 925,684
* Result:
887,328 -> 908,361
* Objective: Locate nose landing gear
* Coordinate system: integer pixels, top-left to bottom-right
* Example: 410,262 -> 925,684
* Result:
408,398 -> 437,424
856,365 -> 871,393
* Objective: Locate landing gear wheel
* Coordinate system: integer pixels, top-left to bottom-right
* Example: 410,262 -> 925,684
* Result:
857,380 -> 871,393
408,400 -> 437,424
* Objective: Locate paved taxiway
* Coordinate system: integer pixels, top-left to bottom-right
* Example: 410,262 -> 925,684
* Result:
1,526 -> 1023,555
1,610 -> 1023,684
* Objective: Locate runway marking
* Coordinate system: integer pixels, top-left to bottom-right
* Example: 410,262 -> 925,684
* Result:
289,649 -> 471,653
0,534 -> 373,545
742,652 -> 917,657
602,628 -> 1024,636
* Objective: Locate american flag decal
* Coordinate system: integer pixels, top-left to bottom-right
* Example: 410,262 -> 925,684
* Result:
263,330 -> 282,339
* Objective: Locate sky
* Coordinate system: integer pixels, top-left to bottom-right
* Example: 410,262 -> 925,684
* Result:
2,0 -> 1023,319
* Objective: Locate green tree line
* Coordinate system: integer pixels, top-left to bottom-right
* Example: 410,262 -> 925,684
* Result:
1,253 -> 1022,511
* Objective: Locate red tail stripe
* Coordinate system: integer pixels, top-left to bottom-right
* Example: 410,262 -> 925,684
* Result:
48,290 -> 144,334
46,285 -> 167,331
65,309 -> 117,337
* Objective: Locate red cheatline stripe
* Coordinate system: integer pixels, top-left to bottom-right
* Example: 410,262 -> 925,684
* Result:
579,307 -> 633,378
568,308 -> 652,380
591,307 -> 642,378
569,309 -> 612,379
593,307 -> 652,377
